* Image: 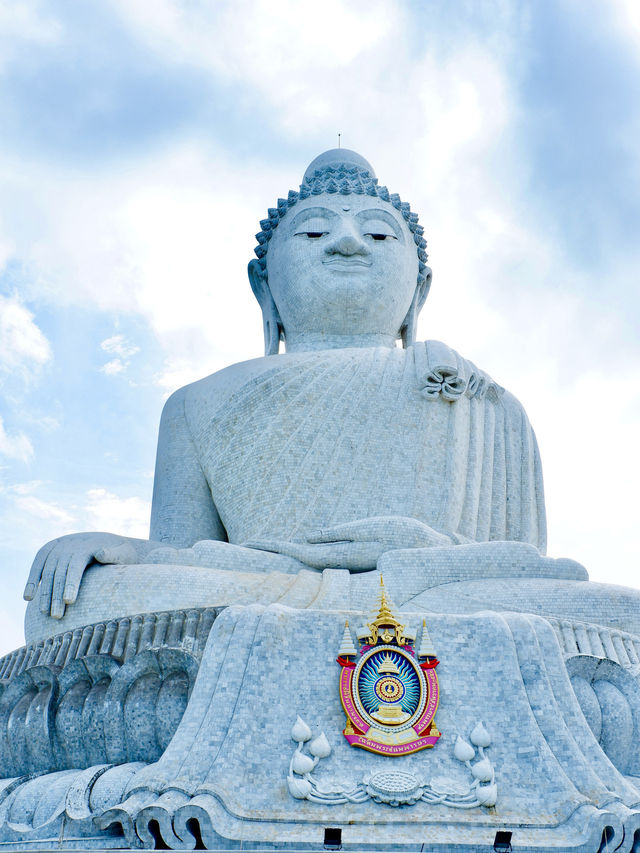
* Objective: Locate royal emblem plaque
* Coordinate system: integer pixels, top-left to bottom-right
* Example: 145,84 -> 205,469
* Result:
336,578 -> 441,756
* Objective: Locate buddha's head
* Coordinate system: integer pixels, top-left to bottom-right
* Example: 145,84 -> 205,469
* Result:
248,149 -> 432,354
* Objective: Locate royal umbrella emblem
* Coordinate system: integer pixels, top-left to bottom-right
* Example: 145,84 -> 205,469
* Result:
337,577 -> 441,756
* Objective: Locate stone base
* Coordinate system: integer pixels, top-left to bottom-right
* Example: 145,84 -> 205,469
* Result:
3,602 -> 640,849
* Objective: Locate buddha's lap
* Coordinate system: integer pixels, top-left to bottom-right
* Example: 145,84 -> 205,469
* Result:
24,549 -> 640,645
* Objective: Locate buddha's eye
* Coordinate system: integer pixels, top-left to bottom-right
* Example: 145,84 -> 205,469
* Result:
365,233 -> 397,242
294,231 -> 328,239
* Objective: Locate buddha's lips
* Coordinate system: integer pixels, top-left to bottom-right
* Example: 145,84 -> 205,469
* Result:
323,258 -> 372,269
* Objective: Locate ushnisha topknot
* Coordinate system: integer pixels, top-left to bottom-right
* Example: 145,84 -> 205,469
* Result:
253,152 -> 429,288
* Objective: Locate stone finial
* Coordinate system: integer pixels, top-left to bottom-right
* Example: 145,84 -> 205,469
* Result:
338,621 -> 358,658
418,618 -> 436,659
362,576 -> 410,646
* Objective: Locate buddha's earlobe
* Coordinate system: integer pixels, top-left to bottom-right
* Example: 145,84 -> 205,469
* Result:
400,267 -> 432,348
248,260 -> 284,356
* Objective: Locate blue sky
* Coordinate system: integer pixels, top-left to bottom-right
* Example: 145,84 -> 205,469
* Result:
1,0 -> 639,655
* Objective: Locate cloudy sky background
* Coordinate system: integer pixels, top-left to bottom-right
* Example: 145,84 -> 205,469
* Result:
1,0 -> 639,655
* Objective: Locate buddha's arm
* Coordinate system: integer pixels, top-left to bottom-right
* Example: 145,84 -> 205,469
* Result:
149,385 -> 226,546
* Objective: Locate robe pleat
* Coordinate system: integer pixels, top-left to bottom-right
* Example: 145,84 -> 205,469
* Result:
188,344 -> 546,552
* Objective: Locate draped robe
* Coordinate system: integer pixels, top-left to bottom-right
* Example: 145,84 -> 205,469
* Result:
155,341 -> 546,553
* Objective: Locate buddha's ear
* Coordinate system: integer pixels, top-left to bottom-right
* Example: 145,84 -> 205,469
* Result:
248,259 -> 283,356
400,266 -> 432,348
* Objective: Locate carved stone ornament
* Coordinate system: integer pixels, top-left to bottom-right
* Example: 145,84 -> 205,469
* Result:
336,577 -> 441,755
287,717 -> 496,808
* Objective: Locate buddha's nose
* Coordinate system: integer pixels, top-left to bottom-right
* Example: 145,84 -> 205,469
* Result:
325,226 -> 370,257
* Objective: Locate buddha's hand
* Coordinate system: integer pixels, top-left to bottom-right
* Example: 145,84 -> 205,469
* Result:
23,532 -> 153,619
246,516 -> 453,571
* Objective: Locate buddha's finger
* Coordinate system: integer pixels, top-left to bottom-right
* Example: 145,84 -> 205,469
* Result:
38,550 -> 59,615
324,541 -> 382,569
24,540 -> 56,600
50,559 -> 70,619
307,525 -> 357,543
63,552 -> 94,605
94,543 -> 138,564
308,517 -> 429,545
307,519 -> 391,542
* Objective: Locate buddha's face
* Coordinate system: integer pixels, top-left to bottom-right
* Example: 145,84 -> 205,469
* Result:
265,193 -> 419,344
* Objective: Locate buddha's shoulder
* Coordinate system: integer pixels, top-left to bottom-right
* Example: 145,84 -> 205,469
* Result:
161,352 -> 332,421
161,344 -> 526,422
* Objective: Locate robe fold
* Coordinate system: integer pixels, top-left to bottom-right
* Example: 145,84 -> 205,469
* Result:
182,342 -> 546,552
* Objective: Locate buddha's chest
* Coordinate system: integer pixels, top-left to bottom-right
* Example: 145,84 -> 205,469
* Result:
191,349 -> 466,542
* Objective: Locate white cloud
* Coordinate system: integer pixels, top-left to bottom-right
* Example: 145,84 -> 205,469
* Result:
528,364 -> 640,585
14,494 -> 74,525
100,358 -> 124,375
108,0 -> 408,145
35,415 -> 60,433
0,5 -> 529,389
0,416 -> 33,462
112,0 -> 396,95
0,482 -> 150,547
0,19 -> 527,392
0,0 -> 62,70
99,335 -> 140,376
154,357 -> 208,393
4,480 -> 45,496
0,234 -> 13,269
0,294 -> 52,379
611,0 -> 640,41
0,141 -> 268,385
100,334 -> 140,358
83,488 -> 150,538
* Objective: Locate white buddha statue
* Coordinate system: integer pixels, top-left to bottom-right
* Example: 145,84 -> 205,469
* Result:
27,148 -> 633,639
12,149 -> 640,853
